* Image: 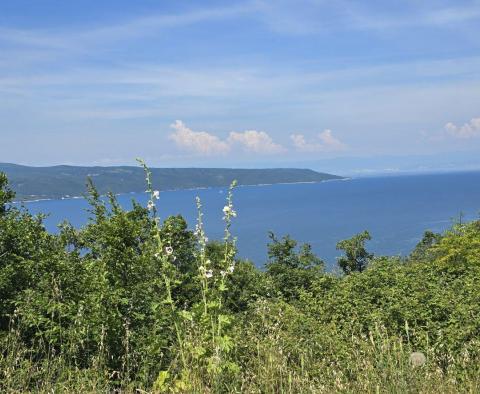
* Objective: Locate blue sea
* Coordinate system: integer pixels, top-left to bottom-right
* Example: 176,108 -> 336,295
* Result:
20,171 -> 480,270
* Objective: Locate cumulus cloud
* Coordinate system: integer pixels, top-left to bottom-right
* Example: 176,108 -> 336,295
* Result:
290,133 -> 311,151
445,118 -> 480,139
169,120 -> 230,155
227,130 -> 285,154
169,121 -> 284,156
318,129 -> 346,150
290,129 -> 346,152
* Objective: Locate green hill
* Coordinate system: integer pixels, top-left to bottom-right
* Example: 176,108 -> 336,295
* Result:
0,163 -> 343,201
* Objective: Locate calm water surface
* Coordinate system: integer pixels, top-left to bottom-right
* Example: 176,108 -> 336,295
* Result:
21,172 -> 480,270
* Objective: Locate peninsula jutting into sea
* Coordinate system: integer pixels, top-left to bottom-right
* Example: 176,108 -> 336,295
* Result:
0,163 -> 342,201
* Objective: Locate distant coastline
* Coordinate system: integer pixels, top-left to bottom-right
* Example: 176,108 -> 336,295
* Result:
13,178 -> 352,204
2,163 -> 343,202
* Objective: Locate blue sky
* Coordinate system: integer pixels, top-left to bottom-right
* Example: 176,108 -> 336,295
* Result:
1,0 -> 480,168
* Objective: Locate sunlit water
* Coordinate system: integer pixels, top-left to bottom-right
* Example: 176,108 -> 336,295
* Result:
20,171 -> 480,270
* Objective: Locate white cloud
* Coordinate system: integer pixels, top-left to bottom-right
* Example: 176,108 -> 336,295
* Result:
426,6 -> 480,26
168,120 -> 230,155
318,129 -> 346,150
290,133 -> 313,151
0,4 -> 253,50
2,2 -> 478,53
291,129 -> 346,152
445,118 -> 480,139
168,121 -> 284,156
227,130 -> 285,154
254,0 -> 480,35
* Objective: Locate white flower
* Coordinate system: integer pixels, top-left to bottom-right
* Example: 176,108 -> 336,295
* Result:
220,270 -> 226,277
227,265 -> 235,274
194,224 -> 201,236
153,190 -> 160,199
205,270 -> 213,279
147,200 -> 155,210
165,246 -> 173,255
204,237 -> 209,243
223,205 -> 237,217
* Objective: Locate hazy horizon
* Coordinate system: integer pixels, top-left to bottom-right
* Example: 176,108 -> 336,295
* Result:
3,150 -> 480,179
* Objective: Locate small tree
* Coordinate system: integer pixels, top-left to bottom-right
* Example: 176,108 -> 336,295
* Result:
266,232 -> 324,299
336,230 -> 373,274
0,173 -> 15,215
409,230 -> 441,262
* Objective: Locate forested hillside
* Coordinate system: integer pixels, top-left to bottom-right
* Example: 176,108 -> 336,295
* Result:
1,166 -> 479,393
0,163 -> 342,201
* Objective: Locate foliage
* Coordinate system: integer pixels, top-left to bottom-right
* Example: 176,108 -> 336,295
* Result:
265,232 -> 324,300
410,230 -> 442,262
0,172 -> 15,215
336,230 -> 373,274
0,163 -> 342,201
1,165 -> 480,393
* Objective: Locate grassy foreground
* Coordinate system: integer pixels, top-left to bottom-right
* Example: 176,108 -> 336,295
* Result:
1,164 -> 479,393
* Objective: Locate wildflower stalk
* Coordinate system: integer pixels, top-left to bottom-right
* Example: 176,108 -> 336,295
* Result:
138,160 -> 239,385
195,196 -> 218,359
193,181 -> 238,380
219,181 -> 237,328
195,197 -> 209,317
136,159 -> 187,371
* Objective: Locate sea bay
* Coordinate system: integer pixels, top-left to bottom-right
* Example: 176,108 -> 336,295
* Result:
21,171 -> 480,270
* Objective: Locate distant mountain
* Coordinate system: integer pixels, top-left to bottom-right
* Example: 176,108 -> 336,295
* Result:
0,163 -> 343,201
293,152 -> 480,177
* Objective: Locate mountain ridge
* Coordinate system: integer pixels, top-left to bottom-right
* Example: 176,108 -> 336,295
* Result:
0,163 -> 343,201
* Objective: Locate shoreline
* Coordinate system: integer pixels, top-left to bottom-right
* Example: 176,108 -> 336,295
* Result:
13,178 -> 350,204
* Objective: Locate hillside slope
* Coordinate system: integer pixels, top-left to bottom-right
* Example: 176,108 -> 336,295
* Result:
0,163 -> 343,200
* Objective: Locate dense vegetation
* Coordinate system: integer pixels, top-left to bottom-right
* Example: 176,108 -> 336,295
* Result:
1,164 -> 479,393
0,163 -> 342,201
